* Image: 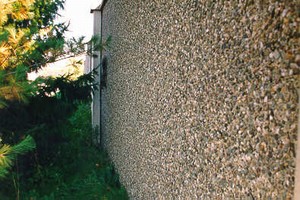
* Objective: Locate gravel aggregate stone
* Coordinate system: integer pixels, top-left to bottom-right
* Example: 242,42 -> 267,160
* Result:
100,0 -> 299,199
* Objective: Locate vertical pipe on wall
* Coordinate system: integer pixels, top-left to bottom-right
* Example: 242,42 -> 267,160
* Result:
99,5 -> 103,148
295,88 -> 300,199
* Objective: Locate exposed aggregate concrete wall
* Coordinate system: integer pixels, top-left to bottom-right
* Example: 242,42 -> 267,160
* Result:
100,0 -> 300,199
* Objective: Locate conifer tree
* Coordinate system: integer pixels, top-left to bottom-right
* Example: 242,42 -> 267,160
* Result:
0,135 -> 35,179
0,0 -> 67,107
0,0 -> 105,180
0,0 -> 103,107
0,0 -> 67,178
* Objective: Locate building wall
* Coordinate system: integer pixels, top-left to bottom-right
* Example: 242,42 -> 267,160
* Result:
100,1 -> 299,199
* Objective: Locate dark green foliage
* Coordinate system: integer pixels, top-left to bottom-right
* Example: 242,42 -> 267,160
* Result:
10,136 -> 36,156
0,63 -> 127,199
0,103 -> 128,199
0,0 -> 125,198
37,68 -> 98,102
0,136 -> 36,178
0,70 -> 98,184
26,103 -> 128,199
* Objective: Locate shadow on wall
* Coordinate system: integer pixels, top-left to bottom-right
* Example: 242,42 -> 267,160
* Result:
101,57 -> 108,89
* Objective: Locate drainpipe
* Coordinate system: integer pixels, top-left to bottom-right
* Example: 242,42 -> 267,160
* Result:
294,88 -> 300,199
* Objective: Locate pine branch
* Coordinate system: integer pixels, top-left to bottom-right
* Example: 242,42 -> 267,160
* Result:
0,167 -> 8,178
11,135 -> 36,155
0,144 -> 13,168
0,136 -> 36,179
3,35 -> 108,76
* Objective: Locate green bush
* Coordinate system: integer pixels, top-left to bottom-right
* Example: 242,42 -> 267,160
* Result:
0,103 -> 128,200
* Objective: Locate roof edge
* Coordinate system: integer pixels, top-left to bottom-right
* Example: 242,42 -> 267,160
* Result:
90,0 -> 108,13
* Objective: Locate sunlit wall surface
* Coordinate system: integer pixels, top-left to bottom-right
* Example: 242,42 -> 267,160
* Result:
99,1 -> 299,199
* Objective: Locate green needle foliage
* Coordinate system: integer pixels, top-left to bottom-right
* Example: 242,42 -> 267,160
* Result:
0,0 -> 102,179
0,103 -> 128,199
0,0 -> 67,106
0,136 -> 35,179
0,0 -> 104,107
0,0 -> 126,199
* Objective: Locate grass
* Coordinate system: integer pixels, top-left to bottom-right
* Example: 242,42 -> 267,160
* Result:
24,147 -> 128,200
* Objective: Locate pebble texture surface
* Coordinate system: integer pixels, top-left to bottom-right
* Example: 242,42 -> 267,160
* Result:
100,0 -> 300,199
